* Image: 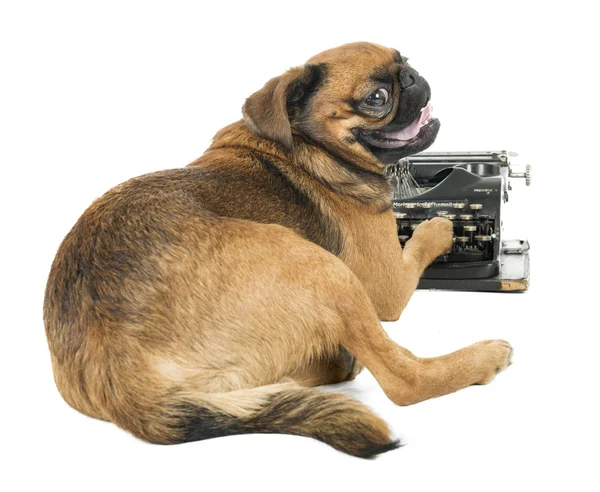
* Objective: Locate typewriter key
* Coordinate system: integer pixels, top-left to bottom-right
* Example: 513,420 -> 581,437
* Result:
469,204 -> 483,220
475,235 -> 492,242
436,211 -> 449,217
394,212 -> 408,219
454,236 -> 469,251
464,225 -> 476,243
410,223 -> 422,230
399,235 -> 410,242
459,214 -> 474,221
445,214 -> 456,220
452,203 -> 466,209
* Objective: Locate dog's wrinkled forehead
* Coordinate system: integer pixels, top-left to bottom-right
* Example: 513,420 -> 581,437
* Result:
306,41 -> 399,67
306,42 -> 401,93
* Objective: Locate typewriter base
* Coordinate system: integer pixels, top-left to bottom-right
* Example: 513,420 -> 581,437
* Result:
417,240 -> 530,292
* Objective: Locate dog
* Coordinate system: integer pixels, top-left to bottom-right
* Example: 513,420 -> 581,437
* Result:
44,42 -> 513,458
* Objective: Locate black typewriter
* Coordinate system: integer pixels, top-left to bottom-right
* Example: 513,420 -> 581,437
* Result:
387,150 -> 531,292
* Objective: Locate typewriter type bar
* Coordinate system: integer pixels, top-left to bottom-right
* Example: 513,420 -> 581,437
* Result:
388,150 -> 531,292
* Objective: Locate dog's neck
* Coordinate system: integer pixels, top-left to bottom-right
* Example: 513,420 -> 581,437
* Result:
291,136 -> 392,211
204,121 -> 393,212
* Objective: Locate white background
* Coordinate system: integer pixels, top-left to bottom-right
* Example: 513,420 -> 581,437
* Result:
1,1 -> 598,490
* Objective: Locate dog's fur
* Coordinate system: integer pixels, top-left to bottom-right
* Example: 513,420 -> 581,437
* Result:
44,42 -> 512,458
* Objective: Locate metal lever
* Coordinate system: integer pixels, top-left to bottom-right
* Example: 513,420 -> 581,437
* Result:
509,164 -> 532,186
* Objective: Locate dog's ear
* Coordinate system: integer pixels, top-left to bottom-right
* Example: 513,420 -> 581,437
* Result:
242,64 -> 326,151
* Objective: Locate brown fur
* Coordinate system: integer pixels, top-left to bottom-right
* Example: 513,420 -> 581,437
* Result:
44,42 -> 512,458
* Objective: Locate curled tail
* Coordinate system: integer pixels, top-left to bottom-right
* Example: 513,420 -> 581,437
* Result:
131,383 -> 400,459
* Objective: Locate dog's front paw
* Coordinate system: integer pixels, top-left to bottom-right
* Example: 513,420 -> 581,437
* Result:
471,340 -> 513,385
410,217 -> 454,264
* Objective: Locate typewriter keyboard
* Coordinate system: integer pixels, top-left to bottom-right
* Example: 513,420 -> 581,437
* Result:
394,202 -> 496,262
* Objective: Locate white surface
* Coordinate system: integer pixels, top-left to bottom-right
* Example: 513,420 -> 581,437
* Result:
1,1 -> 598,491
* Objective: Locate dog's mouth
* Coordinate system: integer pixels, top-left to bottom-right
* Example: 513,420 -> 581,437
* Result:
360,102 -> 435,149
356,100 -> 441,163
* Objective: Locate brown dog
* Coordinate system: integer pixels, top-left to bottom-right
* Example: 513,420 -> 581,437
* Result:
44,42 -> 512,458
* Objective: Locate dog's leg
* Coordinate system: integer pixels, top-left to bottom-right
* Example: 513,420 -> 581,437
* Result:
339,304 -> 513,406
392,217 -> 456,314
343,216 -> 456,321
288,346 -> 363,387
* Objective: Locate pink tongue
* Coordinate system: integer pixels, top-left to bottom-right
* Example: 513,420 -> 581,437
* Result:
379,102 -> 431,141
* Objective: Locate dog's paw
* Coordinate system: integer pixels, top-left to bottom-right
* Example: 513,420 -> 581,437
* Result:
346,359 -> 364,381
410,217 -> 454,263
471,340 -> 513,385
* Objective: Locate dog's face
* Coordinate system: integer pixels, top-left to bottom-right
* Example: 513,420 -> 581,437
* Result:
242,42 -> 440,169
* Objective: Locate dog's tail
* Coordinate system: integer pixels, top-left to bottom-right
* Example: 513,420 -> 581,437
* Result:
123,382 -> 399,459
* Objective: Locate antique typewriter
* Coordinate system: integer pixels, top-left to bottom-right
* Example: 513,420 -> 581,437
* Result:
387,150 -> 531,292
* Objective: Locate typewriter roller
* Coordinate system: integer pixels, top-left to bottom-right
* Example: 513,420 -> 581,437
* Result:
387,150 -> 531,292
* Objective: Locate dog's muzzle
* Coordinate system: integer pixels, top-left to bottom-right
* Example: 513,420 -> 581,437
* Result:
361,102 -> 434,149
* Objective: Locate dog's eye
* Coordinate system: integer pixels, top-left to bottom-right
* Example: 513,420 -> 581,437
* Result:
365,88 -> 389,108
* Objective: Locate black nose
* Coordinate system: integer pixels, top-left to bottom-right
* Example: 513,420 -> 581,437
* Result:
398,68 -> 415,90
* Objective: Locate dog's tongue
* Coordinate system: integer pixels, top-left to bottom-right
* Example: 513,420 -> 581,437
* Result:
375,102 -> 432,141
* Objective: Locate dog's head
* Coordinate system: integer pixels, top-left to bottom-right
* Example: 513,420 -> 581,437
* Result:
242,42 -> 440,169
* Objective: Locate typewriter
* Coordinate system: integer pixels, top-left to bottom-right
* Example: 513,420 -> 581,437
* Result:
387,150 -> 531,292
